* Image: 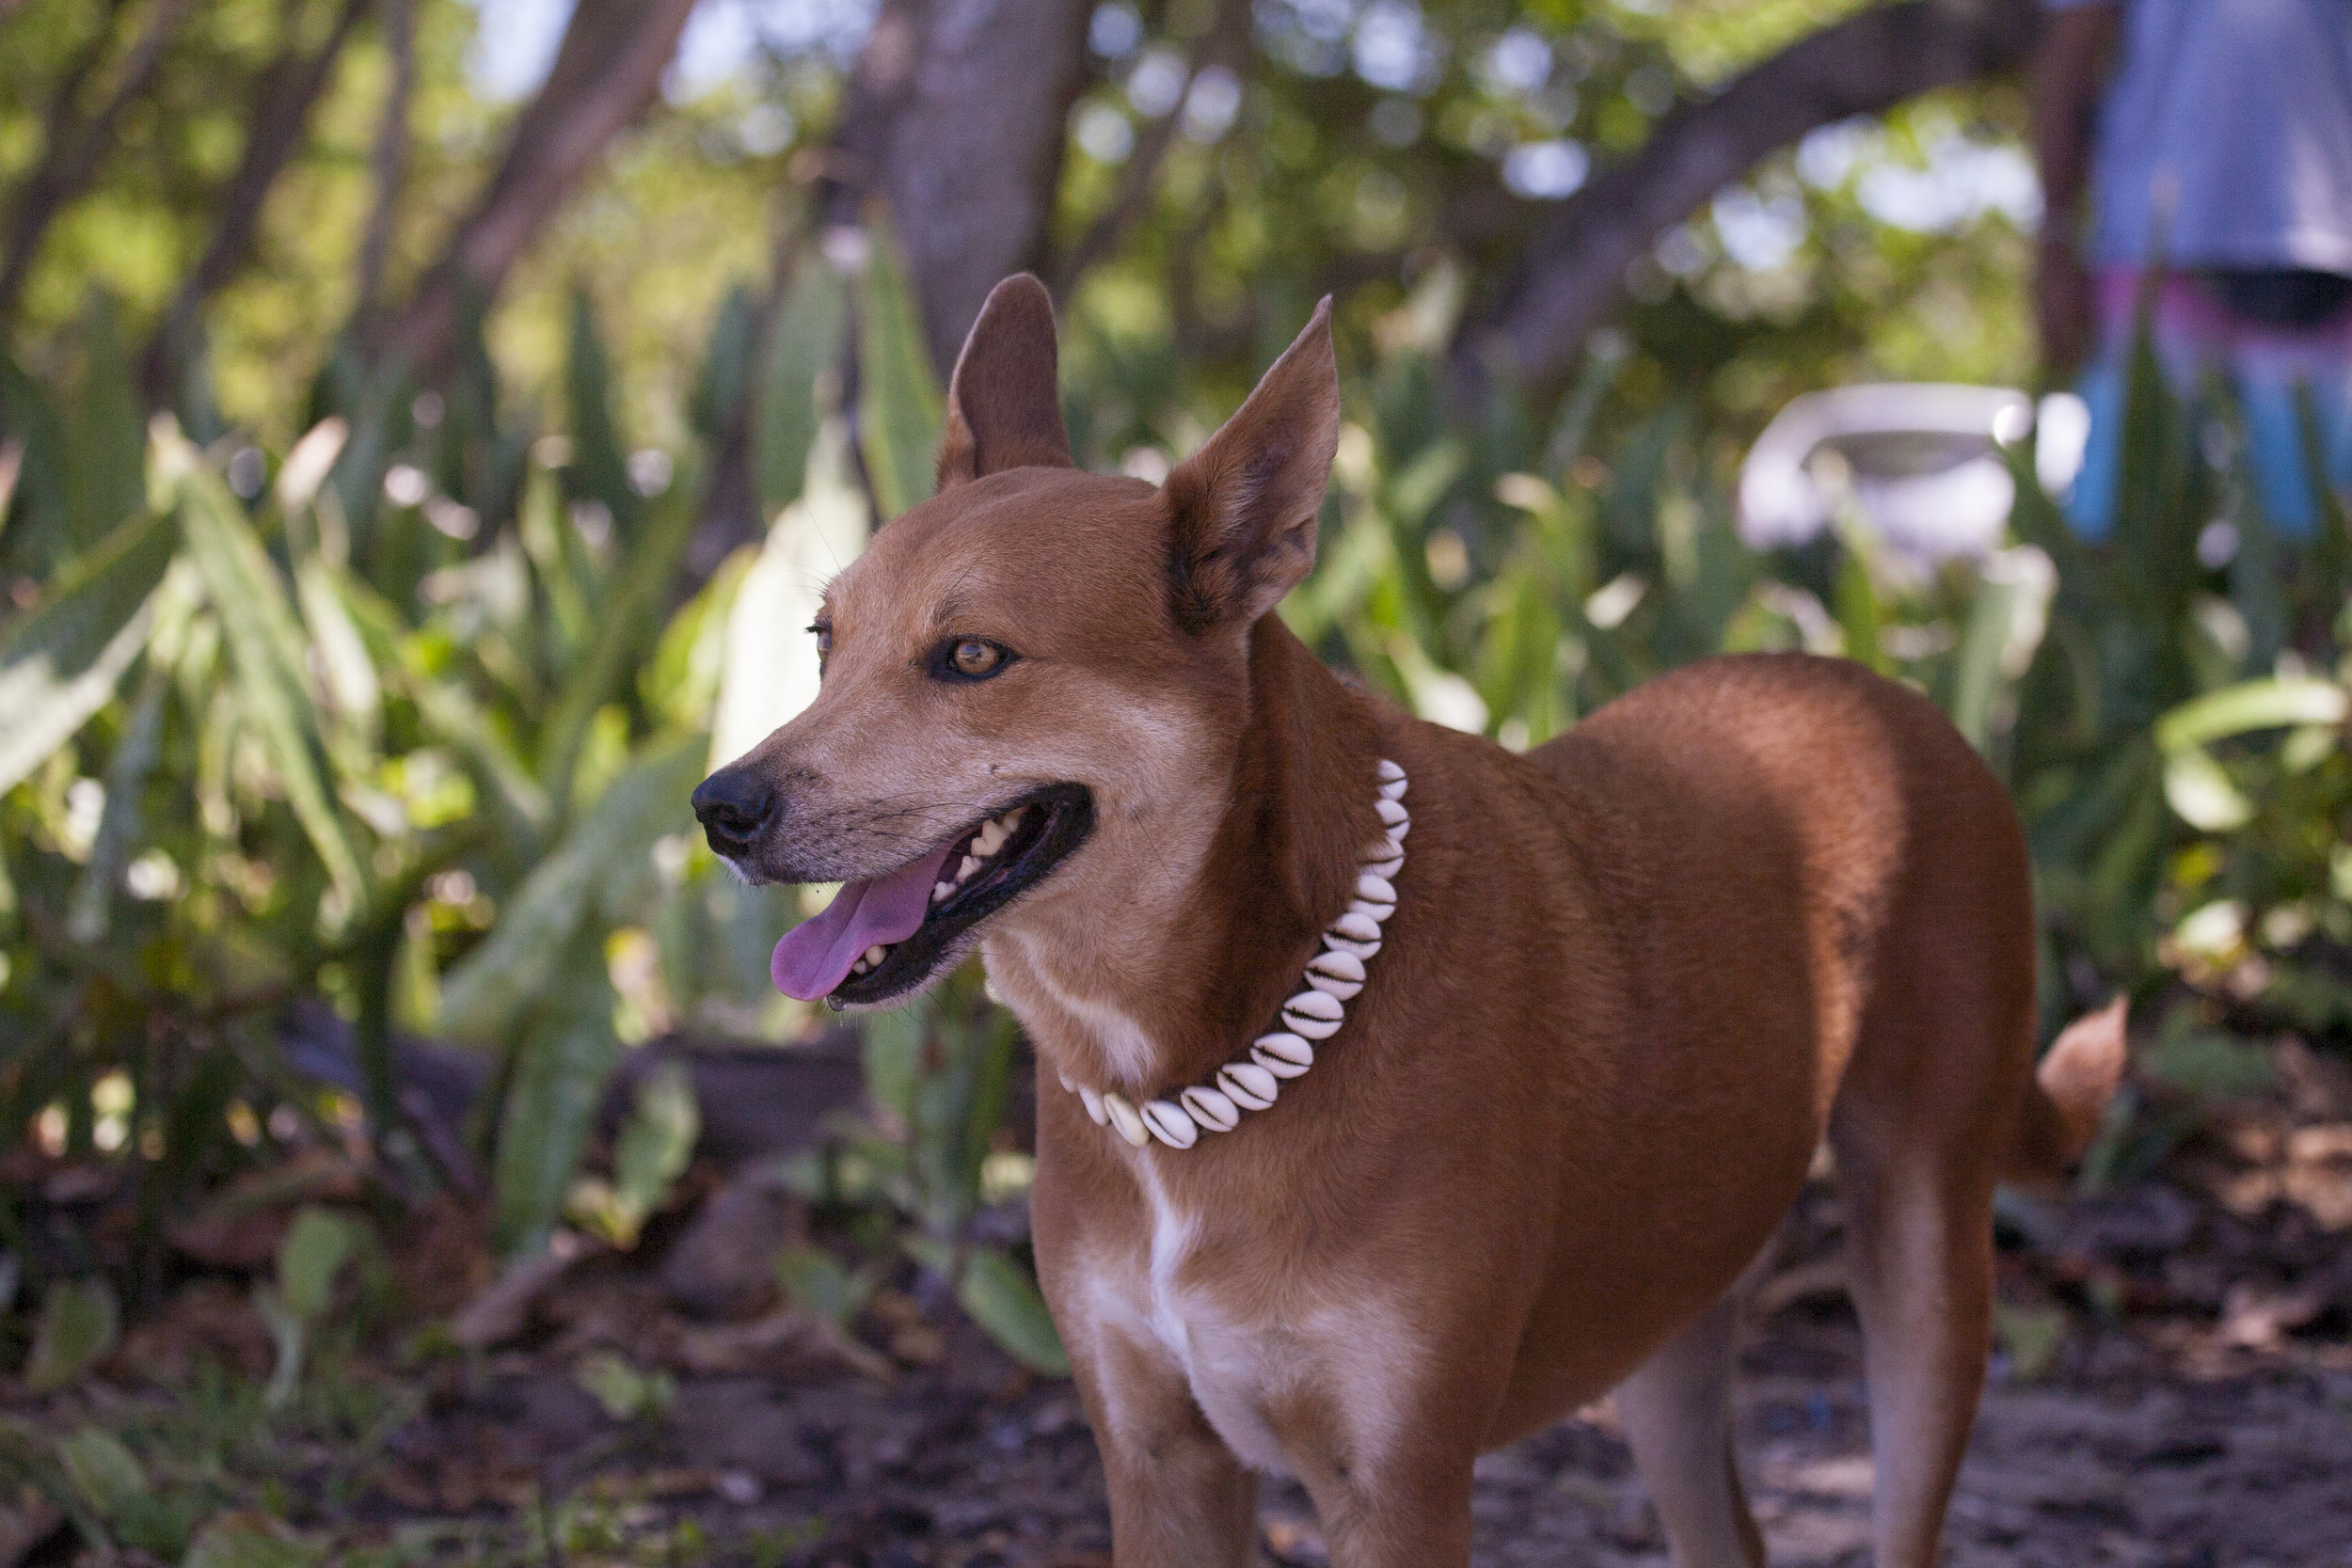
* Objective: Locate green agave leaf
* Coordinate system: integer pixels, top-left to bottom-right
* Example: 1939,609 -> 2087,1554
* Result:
856,225 -> 944,522
0,509 -> 172,795
177,461 -> 366,906
66,292 -> 145,551
538,494 -> 697,816
564,288 -> 644,546
66,664 -> 167,943
437,734 -> 705,1046
490,927 -> 622,1258
2161,747 -> 2255,832
756,255 -> 850,519
0,350 -> 72,570
958,1246 -> 1069,1378
2153,676 -> 2348,754
692,282 -> 758,445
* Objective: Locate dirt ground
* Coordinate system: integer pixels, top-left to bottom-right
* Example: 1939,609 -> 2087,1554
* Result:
12,1035 -> 2352,1566
346,1178 -> 2352,1568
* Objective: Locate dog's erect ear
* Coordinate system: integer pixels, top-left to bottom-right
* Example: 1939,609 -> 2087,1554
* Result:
1162,298 -> 1339,633
935,275 -> 1074,490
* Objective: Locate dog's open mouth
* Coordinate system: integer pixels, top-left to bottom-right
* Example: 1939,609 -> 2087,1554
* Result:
771,784 -> 1093,1008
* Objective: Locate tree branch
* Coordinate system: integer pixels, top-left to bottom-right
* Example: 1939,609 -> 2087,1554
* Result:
0,0 -> 198,319
1044,0 -> 1250,301
1452,0 -> 2041,399
380,0 -> 698,377
145,0 -> 373,392
353,0 -> 416,321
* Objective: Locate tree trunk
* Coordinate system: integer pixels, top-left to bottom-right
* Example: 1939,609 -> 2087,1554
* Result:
380,0 -> 697,378
824,0 -> 1095,375
1452,0 -> 2041,400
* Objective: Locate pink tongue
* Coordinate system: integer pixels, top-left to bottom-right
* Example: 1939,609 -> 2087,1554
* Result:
771,843 -> 957,1000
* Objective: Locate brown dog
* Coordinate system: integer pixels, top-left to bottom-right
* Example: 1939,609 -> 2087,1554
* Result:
692,275 -> 2126,1568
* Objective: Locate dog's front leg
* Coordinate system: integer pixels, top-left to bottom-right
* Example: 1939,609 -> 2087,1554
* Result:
1068,1318 -> 1259,1567
1295,1436 -> 1474,1568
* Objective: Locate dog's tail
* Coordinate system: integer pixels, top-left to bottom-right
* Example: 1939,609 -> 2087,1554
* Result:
2006,995 -> 2128,1187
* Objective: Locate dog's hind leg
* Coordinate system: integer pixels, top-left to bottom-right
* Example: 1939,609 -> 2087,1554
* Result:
1614,1267 -> 1771,1567
1828,1117 -> 1998,1568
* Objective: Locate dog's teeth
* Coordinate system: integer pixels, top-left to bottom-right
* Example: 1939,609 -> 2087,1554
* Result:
1142,1100 -> 1200,1148
959,854 -> 984,882
1217,1062 -> 1279,1111
851,958 -> 870,974
1002,806 -> 1025,830
932,880 -> 955,904
1079,1085 -> 1107,1125
864,944 -> 887,966
975,820 -> 1007,856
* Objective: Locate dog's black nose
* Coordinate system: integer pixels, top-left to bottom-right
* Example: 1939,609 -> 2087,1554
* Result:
691,768 -> 774,857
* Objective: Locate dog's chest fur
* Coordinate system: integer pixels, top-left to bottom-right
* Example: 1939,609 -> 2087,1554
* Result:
1074,1148 -> 1408,1479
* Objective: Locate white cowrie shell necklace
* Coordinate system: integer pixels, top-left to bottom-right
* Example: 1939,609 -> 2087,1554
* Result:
1060,760 -> 1408,1150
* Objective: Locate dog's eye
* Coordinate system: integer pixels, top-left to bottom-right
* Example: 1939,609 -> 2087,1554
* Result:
934,637 -> 1014,681
809,621 -> 832,671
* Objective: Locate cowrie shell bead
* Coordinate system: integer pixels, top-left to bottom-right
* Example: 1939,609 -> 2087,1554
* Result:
1279,991 -> 1343,1039
1306,948 -> 1364,1000
1143,1100 -> 1200,1148
1324,930 -> 1380,961
1080,1086 -> 1107,1125
1181,1085 -> 1242,1132
1218,1062 -> 1279,1110
1376,759 -> 1406,784
1356,872 -> 1396,911
1253,1032 -> 1315,1071
1104,1092 -> 1150,1148
1365,850 -> 1403,879
1330,910 -> 1382,945
1309,948 -> 1365,984
1375,798 -> 1408,829
1306,970 -> 1361,1001
1378,777 -> 1407,801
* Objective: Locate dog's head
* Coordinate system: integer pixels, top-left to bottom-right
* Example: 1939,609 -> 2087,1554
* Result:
692,275 -> 1340,1009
